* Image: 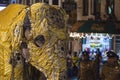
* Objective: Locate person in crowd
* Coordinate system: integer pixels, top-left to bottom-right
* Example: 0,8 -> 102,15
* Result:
101,51 -> 120,80
72,52 -> 79,77
89,50 -> 96,60
95,48 -> 102,67
78,51 -> 100,80
101,49 -> 108,64
96,48 -> 102,58
78,50 -> 83,61
66,51 -> 72,78
94,51 -> 102,80
78,50 -> 83,69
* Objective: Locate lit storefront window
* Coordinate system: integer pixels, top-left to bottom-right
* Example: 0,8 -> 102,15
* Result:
69,32 -> 114,52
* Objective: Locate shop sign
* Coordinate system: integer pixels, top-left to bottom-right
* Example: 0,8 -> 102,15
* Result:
91,24 -> 104,31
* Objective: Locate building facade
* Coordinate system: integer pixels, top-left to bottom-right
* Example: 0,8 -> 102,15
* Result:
76,0 -> 120,21
2,0 -> 120,21
7,0 -> 120,21
10,0 -> 62,7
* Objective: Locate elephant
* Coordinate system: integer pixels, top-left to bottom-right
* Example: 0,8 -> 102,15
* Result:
0,3 -> 68,80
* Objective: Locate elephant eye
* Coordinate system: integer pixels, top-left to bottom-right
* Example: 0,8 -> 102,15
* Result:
34,35 -> 45,47
17,56 -> 21,61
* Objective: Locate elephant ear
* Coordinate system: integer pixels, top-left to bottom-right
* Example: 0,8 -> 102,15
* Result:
0,4 -> 28,80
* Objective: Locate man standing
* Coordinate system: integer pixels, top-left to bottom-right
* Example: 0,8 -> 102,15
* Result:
101,51 -> 120,80
79,51 -> 97,80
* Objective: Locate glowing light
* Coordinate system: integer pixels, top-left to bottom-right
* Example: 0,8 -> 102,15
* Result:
69,32 -> 114,39
0,6 -> 6,11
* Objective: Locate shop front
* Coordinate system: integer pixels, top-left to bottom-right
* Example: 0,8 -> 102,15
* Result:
81,33 -> 112,52
69,20 -> 120,56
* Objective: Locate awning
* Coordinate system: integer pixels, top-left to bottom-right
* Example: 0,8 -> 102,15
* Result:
70,20 -> 120,34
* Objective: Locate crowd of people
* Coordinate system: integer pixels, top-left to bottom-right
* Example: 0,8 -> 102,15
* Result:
66,48 -> 120,80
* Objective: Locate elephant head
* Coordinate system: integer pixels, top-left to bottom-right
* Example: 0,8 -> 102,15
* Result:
0,3 -> 68,80
27,3 -> 68,80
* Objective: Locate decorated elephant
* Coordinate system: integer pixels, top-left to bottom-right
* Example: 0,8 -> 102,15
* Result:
0,3 -> 68,80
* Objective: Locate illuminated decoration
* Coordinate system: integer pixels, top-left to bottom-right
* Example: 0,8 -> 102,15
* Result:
69,32 -> 114,39
0,6 -> 6,11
